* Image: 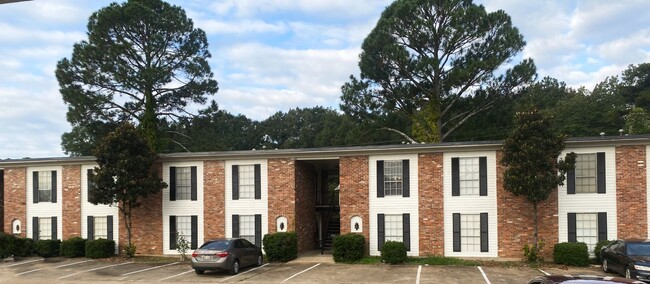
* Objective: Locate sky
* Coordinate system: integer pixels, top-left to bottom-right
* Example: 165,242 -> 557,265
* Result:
1,0 -> 649,159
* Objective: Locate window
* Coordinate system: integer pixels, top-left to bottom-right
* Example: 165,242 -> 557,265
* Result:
239,215 -> 256,244
384,214 -> 403,242
175,167 -> 192,200
38,171 -> 52,202
460,214 -> 481,252
169,215 -> 197,250
39,217 -> 52,240
459,158 -> 480,195
238,165 -> 255,199
384,160 -> 403,196
175,216 -> 192,242
93,217 -> 108,239
575,154 -> 597,193
576,213 -> 598,252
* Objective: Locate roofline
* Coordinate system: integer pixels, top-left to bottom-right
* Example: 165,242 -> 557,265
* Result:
1,135 -> 649,167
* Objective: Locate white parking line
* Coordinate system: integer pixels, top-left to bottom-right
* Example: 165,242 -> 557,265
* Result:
478,266 -> 491,284
415,265 -> 422,284
220,263 -> 269,282
57,261 -> 133,280
119,261 -> 180,277
538,269 -> 551,276
4,258 -> 43,267
15,259 -> 93,276
159,269 -> 194,281
282,263 -> 321,282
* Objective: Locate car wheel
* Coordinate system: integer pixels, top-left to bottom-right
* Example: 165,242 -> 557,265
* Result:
256,254 -> 263,267
602,259 -> 609,272
194,269 -> 204,275
626,267 -> 632,279
230,260 -> 240,275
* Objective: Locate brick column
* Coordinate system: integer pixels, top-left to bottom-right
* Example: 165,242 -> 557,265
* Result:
294,161 -> 317,252
268,158 -> 296,234
339,156 -> 369,252
4,167 -> 26,236
203,160 -> 226,239
62,165 -> 82,239
418,153 -> 444,256
121,164 -> 163,255
616,145 -> 647,239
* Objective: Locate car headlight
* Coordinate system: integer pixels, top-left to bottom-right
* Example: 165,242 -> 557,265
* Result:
634,265 -> 650,272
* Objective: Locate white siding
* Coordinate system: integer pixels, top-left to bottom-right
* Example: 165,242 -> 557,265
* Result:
369,154 -> 419,256
162,161 -> 205,254
80,164 -> 119,243
443,151 -> 498,257
26,166 -> 62,240
224,160 -> 268,243
558,147 -> 617,243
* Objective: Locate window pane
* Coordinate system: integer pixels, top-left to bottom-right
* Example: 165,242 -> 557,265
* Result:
39,217 -> 52,240
175,167 -> 192,200
459,158 -> 479,195
384,160 -> 403,196
38,171 -> 52,202
384,214 -> 403,242
239,215 -> 256,244
575,154 -> 597,193
576,213 -> 598,253
176,216 -> 192,241
239,165 -> 255,199
94,216 -> 108,239
461,214 -> 481,252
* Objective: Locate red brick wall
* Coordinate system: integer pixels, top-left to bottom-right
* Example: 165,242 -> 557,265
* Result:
496,151 -> 559,259
4,167 -> 26,236
203,160 -> 226,239
268,158 -> 296,235
339,156 -> 369,252
616,145 -> 648,239
121,164 -> 163,255
294,161 -> 317,252
62,165 -> 81,239
418,153 -> 444,256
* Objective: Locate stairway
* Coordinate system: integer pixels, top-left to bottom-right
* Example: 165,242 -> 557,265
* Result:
322,216 -> 340,251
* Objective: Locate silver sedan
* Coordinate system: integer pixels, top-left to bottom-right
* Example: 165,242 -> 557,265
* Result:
191,238 -> 263,275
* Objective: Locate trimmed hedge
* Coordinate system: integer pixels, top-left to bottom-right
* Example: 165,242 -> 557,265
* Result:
85,239 -> 116,259
35,239 -> 61,258
594,240 -> 612,262
381,241 -> 407,264
553,242 -> 589,266
0,233 -> 15,258
333,234 -> 365,263
263,232 -> 297,262
13,237 -> 35,257
61,237 -> 87,258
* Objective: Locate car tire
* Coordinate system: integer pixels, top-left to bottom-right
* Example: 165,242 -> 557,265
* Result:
626,267 -> 632,279
230,260 -> 240,275
194,269 -> 204,275
256,254 -> 263,267
602,259 -> 609,272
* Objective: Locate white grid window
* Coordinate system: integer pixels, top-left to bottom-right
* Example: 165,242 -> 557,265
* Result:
576,213 -> 598,253
461,214 -> 481,252
384,214 -> 403,242
384,160 -> 403,196
38,218 -> 52,240
176,216 -> 192,241
238,165 -> 255,199
239,215 -> 256,244
575,154 -> 597,193
175,167 -> 191,200
38,171 -> 52,202
459,158 -> 480,195
94,217 -> 107,239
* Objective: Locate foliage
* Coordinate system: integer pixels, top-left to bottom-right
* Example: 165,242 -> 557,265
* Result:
625,107 -> 650,134
124,243 -> 137,258
523,239 -> 544,264
594,240 -> 613,262
92,123 -> 167,251
60,237 -> 87,258
56,0 -> 218,154
175,233 -> 190,261
333,234 -> 366,263
380,241 -> 407,264
407,256 -> 479,266
0,233 -> 15,258
262,232 -> 298,262
35,240 -> 62,258
553,242 -> 589,266
12,237 -> 34,257
86,239 -> 116,259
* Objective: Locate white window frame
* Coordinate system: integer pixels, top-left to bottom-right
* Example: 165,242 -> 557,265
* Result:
575,153 -> 597,193
175,216 -> 192,242
38,217 -> 52,240
459,158 -> 480,196
237,165 -> 256,199
576,213 -> 598,253
460,214 -> 481,252
38,171 -> 52,202
94,216 -> 108,240
239,215 -> 256,244
384,160 -> 403,196
384,214 -> 403,242
175,167 -> 192,200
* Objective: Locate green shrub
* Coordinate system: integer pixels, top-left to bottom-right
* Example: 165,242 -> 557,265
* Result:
124,243 -> 136,258
85,239 -> 115,259
594,240 -> 612,262
381,241 -> 407,264
60,237 -> 87,258
35,239 -> 61,258
0,233 -> 16,258
12,238 -> 34,257
523,240 -> 544,263
553,242 -> 589,266
333,234 -> 365,263
263,232 -> 297,262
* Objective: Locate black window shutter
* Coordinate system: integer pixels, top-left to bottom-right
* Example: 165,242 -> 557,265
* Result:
169,216 -> 177,250
377,161 -> 384,198
254,164 -> 261,200
87,169 -> 95,203
597,152 -> 606,194
402,160 -> 410,197
232,165 -> 239,200
51,171 -> 57,203
598,212 -> 608,241
480,213 -> 488,252
452,158 -> 460,196
190,166 -> 198,201
169,167 -> 176,201
51,216 -> 57,240
107,215 -> 113,241
567,168 -> 576,194
255,214 -> 262,247
87,215 -> 94,240
191,215 -> 198,249
568,213 -> 577,242
402,213 -> 410,251
32,217 -> 39,240
479,157 -> 488,196
377,214 -> 385,250
33,172 -> 39,204
453,213 -> 461,252
232,215 -> 240,237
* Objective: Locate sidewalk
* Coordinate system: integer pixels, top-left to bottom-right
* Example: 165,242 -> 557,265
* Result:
289,250 -> 335,263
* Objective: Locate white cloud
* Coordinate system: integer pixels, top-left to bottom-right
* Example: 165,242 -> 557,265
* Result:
196,19 -> 288,34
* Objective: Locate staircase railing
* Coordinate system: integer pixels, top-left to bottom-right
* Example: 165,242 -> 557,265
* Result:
321,188 -> 339,255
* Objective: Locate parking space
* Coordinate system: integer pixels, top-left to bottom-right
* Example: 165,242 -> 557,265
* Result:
0,257 -> 557,283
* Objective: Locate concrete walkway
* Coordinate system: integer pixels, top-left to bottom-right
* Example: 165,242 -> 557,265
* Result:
290,250 -> 335,263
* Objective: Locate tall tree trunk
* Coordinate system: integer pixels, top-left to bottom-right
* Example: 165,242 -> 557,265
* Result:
533,202 -> 539,247
141,91 -> 158,152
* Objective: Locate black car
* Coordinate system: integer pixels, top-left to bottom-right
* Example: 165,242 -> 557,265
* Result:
191,238 -> 263,275
601,240 -> 650,281
528,275 -> 645,284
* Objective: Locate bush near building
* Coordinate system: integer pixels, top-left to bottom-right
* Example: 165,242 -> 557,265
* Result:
333,234 -> 365,263
381,241 -> 407,264
60,237 -> 87,258
553,242 -> 589,266
35,240 -> 61,258
263,232 -> 297,262
85,239 -> 116,259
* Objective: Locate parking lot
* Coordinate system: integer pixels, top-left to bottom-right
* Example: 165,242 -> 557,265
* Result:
0,257 -> 612,283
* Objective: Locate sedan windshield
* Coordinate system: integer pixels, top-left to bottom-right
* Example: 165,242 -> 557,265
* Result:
627,243 -> 650,256
201,240 -> 230,250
